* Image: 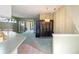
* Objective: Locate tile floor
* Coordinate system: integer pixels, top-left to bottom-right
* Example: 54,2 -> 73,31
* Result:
18,31 -> 52,54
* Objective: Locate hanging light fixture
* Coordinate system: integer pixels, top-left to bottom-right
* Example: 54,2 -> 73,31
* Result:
44,7 -> 50,22
9,18 -> 12,23
45,18 -> 50,22
40,7 -> 53,22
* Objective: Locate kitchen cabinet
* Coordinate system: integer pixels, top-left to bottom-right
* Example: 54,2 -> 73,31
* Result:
36,20 -> 53,37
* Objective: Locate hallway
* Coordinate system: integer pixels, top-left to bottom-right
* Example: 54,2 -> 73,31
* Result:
18,31 -> 52,54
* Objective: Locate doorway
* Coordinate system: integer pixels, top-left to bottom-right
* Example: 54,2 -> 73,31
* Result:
26,20 -> 34,33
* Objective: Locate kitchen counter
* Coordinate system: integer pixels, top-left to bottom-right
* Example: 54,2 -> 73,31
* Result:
53,34 -> 79,54
0,31 -> 25,54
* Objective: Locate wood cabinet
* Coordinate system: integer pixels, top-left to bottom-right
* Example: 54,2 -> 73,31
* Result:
36,20 -> 53,37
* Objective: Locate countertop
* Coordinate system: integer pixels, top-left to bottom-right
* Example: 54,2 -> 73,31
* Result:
0,31 -> 25,54
53,34 -> 79,54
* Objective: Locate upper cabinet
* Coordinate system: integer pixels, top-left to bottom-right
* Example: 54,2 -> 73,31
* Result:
0,5 -> 11,18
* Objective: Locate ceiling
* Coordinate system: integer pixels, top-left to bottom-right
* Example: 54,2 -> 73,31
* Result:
12,5 -> 61,18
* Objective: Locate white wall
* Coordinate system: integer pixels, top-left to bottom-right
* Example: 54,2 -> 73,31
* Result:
0,5 -> 11,17
53,6 -> 74,34
68,6 -> 79,33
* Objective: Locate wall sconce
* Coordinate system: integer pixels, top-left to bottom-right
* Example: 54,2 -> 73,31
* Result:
45,19 -> 50,22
